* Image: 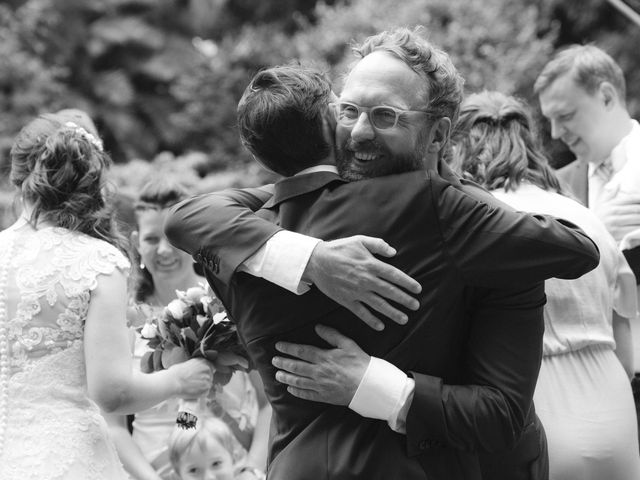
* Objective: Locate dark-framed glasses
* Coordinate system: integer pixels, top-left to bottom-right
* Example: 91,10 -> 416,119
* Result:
332,101 -> 431,130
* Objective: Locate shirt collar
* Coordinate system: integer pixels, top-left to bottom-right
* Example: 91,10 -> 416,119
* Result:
588,119 -> 638,177
294,164 -> 338,176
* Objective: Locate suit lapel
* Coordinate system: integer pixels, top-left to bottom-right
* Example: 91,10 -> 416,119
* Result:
263,171 -> 345,209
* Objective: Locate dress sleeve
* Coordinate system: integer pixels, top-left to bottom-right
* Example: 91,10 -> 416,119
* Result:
82,238 -> 131,291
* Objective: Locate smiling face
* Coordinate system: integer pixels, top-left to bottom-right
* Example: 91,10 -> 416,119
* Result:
538,73 -> 614,164
176,439 -> 235,480
335,51 -> 436,181
134,208 -> 194,285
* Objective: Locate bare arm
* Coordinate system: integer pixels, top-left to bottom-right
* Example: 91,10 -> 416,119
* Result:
104,414 -> 162,480
245,371 -> 272,471
84,269 -> 213,414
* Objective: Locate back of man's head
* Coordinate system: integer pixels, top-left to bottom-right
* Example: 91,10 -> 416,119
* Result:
534,44 -> 626,104
352,26 -> 464,125
237,64 -> 333,177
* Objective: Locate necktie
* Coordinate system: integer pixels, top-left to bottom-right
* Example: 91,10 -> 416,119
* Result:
595,158 -> 613,184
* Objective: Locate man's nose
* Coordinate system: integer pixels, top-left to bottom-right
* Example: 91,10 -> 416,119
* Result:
350,111 -> 375,142
549,119 -> 563,140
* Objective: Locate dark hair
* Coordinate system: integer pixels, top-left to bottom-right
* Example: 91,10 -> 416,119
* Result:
9,112 -> 128,254
237,63 -> 333,177
353,26 -> 465,124
131,178 -> 190,302
534,44 -> 626,103
450,90 -> 562,193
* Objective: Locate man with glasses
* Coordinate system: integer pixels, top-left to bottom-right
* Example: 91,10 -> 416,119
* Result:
167,28 -> 598,480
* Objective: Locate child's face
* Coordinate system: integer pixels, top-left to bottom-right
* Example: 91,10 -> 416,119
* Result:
177,439 -> 235,480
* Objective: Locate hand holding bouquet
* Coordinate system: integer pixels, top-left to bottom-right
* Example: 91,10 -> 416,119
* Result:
138,284 -> 250,429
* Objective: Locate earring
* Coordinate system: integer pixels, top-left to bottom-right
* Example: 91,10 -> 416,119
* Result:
140,261 -> 146,270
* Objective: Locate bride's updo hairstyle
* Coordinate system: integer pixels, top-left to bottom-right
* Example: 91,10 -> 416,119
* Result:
9,109 -> 128,253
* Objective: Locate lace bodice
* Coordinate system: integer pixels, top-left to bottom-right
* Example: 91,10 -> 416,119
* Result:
0,219 -> 131,479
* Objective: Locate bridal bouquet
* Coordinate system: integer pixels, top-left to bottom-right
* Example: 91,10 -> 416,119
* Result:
138,284 -> 249,429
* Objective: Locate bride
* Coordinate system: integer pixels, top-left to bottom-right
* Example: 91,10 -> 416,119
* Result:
0,111 -> 214,479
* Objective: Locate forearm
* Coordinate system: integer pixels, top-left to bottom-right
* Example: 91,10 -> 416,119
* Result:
102,369 -> 179,415
405,284 -> 545,454
405,374 -> 527,454
246,403 -> 271,470
435,175 -> 600,287
104,414 -> 162,480
165,186 -> 279,284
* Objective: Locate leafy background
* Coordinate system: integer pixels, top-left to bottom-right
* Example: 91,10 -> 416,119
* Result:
1,0 -> 639,227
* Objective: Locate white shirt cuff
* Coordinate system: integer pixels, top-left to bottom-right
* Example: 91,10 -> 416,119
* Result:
238,231 -> 320,294
348,356 -> 414,434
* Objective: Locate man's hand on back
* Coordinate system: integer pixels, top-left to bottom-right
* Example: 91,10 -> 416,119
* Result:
302,235 -> 421,331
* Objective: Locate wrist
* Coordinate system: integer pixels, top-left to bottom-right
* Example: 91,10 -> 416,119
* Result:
301,240 -> 324,285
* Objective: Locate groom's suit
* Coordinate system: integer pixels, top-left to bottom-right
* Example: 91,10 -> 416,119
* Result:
167,170 -> 598,480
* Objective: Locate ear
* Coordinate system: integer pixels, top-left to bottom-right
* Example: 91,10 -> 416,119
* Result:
426,117 -> 452,154
599,82 -> 619,109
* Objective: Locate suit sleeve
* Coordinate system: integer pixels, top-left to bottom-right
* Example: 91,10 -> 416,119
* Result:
164,185 -> 280,285
406,284 -> 545,454
431,174 -> 600,288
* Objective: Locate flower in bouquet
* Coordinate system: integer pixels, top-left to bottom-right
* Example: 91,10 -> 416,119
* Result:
138,284 -> 250,429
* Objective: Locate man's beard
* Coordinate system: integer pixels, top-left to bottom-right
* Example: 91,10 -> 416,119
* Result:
336,135 -> 428,182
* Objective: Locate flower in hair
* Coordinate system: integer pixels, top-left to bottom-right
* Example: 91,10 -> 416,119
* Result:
64,121 -> 104,152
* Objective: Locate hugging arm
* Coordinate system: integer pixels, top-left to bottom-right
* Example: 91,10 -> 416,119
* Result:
165,186 -> 278,284
432,175 -> 600,287
164,186 -> 421,328
273,285 -> 545,453
406,284 -> 545,453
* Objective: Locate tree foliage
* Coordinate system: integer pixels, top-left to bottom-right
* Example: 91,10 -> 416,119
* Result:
0,0 -> 639,209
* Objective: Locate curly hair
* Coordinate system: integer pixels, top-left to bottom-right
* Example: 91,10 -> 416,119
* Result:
352,26 -> 465,124
131,178 -> 190,303
449,90 -> 562,194
9,112 -> 128,255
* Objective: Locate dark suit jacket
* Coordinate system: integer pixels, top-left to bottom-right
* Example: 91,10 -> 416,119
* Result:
167,170 -> 598,480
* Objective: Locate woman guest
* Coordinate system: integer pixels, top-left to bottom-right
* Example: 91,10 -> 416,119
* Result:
450,90 -> 640,479
0,112 -> 214,478
106,179 -> 271,480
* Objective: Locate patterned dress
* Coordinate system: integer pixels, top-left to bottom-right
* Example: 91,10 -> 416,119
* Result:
0,218 -> 131,479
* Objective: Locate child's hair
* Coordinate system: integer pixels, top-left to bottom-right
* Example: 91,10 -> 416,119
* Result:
168,416 -> 245,473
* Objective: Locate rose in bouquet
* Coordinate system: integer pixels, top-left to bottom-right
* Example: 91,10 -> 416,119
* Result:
138,283 -> 250,429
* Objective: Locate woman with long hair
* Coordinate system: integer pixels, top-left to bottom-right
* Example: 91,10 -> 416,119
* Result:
106,178 -> 270,480
0,111 -> 214,479
450,90 -> 640,479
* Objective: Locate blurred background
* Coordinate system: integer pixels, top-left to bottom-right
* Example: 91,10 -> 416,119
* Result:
1,0 -> 639,227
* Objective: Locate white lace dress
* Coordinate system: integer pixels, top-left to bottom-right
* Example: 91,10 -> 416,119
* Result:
0,219 -> 131,480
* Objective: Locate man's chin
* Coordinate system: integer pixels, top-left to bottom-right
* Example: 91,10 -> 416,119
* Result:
338,162 -> 380,181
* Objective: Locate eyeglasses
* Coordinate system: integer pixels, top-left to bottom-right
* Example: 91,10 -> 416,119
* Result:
332,102 -> 431,130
